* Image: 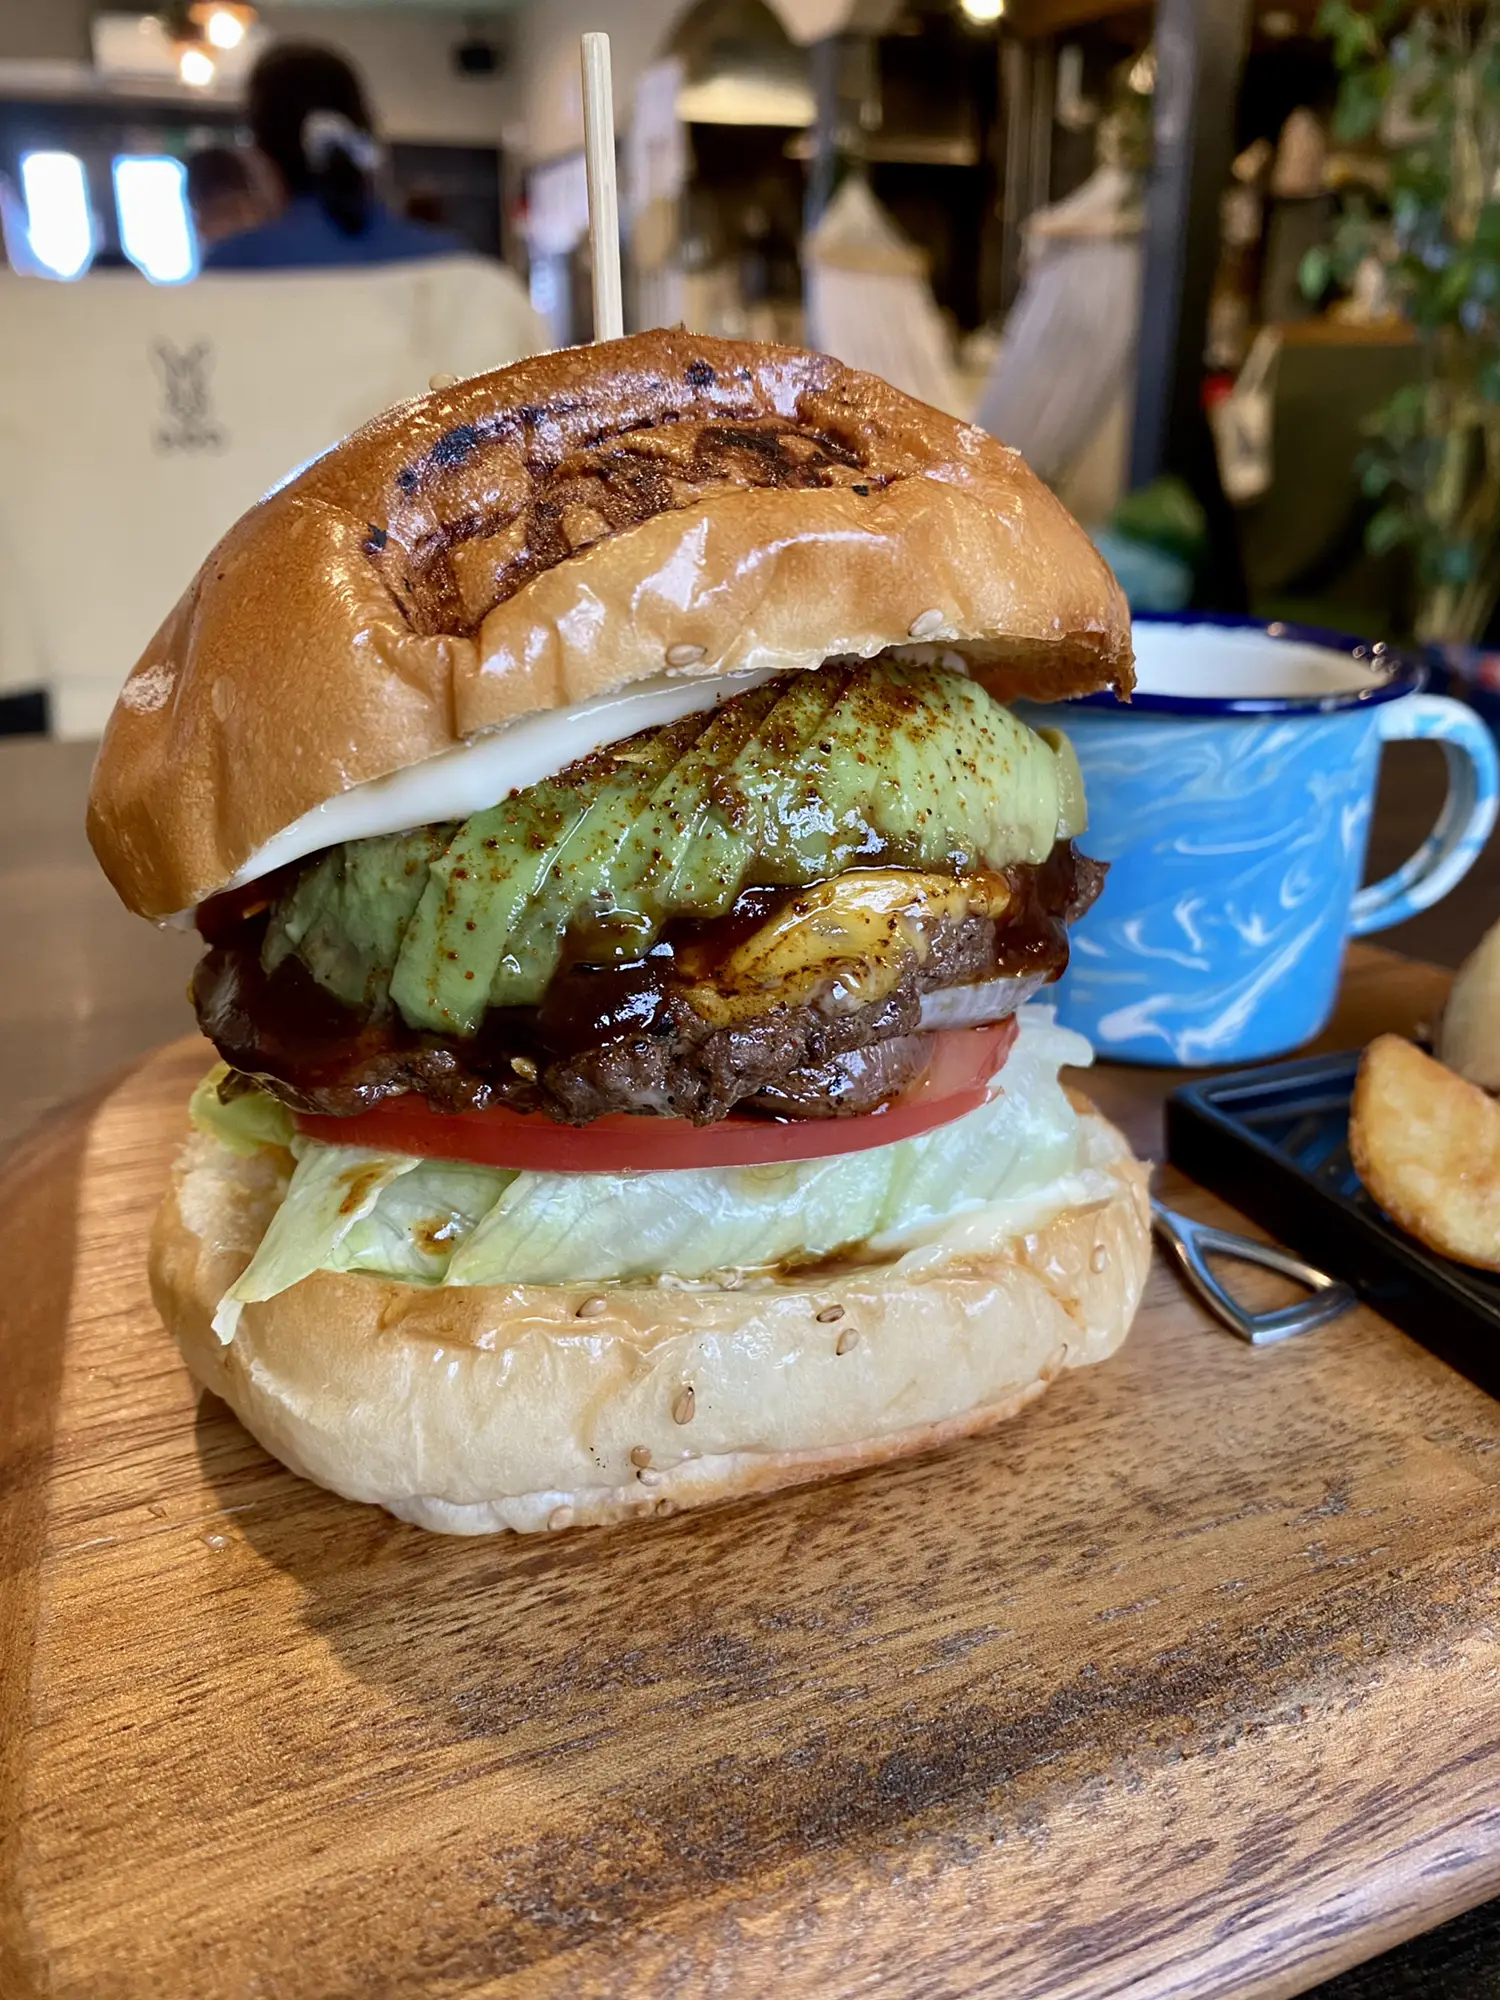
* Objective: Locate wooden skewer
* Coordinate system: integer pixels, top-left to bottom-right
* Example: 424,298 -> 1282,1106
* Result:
580,32 -> 623,343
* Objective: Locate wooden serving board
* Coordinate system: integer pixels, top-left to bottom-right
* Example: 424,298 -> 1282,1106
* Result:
6,946 -> 1500,2000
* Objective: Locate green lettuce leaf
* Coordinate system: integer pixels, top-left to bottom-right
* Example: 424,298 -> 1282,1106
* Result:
212,1144 -> 421,1342
444,1019 -> 1084,1285
189,1064 -> 295,1156
207,1014 -> 1094,1333
337,1156 -> 514,1284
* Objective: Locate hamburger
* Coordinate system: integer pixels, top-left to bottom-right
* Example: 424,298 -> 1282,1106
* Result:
87,330 -> 1150,1535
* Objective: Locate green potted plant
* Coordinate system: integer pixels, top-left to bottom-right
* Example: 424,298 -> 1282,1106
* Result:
1304,0 -> 1500,654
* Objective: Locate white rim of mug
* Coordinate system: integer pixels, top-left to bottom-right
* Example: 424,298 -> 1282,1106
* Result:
1074,614 -> 1426,716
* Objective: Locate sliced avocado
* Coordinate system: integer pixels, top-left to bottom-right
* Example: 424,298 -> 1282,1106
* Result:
390,782 -> 581,1035
1037,725 -> 1087,839
795,663 -> 1063,874
262,825 -> 453,1014
263,660 -> 1086,1038
616,678 -> 797,919
488,716 -> 699,1004
702,667 -> 854,885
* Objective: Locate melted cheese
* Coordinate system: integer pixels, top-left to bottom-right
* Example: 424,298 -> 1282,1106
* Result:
682,871 -> 1014,1028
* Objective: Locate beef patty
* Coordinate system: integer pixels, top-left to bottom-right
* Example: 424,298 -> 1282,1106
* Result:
195,844 -> 1103,1127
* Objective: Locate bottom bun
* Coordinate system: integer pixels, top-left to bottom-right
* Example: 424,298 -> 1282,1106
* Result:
150,1102 -> 1150,1534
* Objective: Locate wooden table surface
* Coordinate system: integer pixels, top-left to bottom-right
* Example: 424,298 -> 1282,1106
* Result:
3,738 -> 1500,2000
8,944 -> 1500,1998
0,740 -> 199,1149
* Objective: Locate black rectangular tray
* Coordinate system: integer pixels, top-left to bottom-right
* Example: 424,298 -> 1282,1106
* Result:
1166,1051 -> 1500,1397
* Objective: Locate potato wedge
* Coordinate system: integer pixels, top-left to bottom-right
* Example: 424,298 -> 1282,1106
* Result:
1350,1035 -> 1500,1271
1437,917 -> 1500,1091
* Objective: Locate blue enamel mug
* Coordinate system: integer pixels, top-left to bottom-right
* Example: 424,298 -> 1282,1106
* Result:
1016,617 -> 1500,1067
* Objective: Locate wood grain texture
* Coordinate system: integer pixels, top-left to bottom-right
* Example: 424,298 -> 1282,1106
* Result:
5,946 -> 1500,2000
0,739 -> 199,1148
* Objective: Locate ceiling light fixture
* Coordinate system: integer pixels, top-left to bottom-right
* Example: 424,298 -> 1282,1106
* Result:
960,0 -> 1005,22
175,4 -> 257,58
204,8 -> 245,50
179,44 -> 215,86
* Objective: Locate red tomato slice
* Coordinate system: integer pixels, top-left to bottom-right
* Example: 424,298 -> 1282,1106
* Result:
295,1017 -> 1020,1174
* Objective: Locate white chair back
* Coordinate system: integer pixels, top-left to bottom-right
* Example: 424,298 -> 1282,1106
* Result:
0,257 -> 547,736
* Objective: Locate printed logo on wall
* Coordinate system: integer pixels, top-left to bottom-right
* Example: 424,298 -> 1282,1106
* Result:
153,339 -> 226,453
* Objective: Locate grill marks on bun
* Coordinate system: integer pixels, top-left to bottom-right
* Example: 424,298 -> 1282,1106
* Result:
376,384 -> 888,639
88,330 -> 1133,921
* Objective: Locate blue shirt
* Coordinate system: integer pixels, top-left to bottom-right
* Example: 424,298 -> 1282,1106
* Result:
203,196 -> 466,271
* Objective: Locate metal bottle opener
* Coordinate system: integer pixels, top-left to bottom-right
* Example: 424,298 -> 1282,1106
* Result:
1150,1200 -> 1357,1346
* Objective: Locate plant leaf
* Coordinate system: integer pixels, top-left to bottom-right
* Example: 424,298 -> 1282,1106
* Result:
1439,258 -> 1479,316
1334,67 -> 1388,141
1360,456 -> 1395,498
1367,504 -> 1414,556
1299,245 -> 1332,300
1380,382 -> 1430,445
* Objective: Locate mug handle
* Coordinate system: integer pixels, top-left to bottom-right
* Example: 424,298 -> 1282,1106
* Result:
1350,694 -> 1500,936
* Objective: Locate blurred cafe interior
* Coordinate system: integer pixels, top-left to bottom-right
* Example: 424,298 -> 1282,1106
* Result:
4,0 -> 1497,712
13,6 -> 1500,1996
5,0 -> 1500,1146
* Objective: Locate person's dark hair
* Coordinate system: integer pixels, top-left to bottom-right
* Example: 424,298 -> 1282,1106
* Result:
247,42 -> 377,239
185,145 -> 254,211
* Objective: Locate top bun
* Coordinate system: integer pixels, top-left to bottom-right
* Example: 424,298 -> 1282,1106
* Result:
89,330 -> 1132,919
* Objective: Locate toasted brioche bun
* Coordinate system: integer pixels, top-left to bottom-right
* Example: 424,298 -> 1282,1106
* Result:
90,330 -> 1131,920
149,1102 -> 1150,1534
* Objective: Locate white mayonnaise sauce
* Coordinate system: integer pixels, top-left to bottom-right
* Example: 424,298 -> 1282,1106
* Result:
208,666 -> 784,908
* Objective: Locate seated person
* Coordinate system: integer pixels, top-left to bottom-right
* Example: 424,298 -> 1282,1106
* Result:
205,42 -> 467,270
186,146 -> 275,253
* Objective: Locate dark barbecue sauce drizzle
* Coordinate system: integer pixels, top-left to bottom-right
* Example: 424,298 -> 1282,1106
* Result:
192,843 -> 1103,1125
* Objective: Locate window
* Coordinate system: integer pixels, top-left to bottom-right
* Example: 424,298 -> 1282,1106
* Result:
113,155 -> 196,284
19,152 -> 94,281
